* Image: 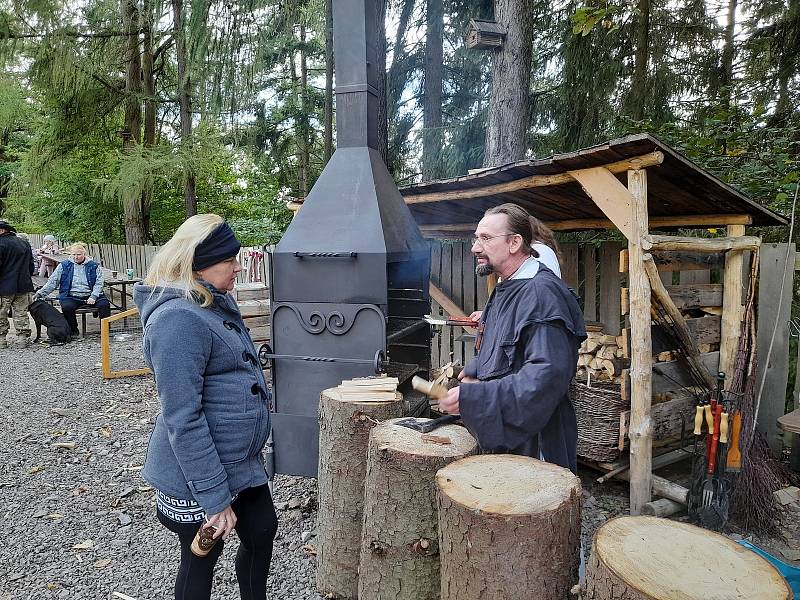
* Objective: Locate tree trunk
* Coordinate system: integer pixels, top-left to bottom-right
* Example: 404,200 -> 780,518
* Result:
627,0 -> 650,122
483,0 -> 535,166
436,455 -> 582,600
316,389 -> 404,599
358,419 -> 477,600
141,0 -> 156,241
323,0 -> 334,163
422,0 -> 443,180
172,0 -> 196,217
583,516 -> 791,599
719,0 -> 737,114
295,24 -> 310,197
121,0 -> 146,245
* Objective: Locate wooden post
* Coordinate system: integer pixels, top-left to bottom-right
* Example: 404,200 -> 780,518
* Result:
358,420 -> 477,600
719,224 -> 746,379
584,516 -> 791,599
437,456 -> 582,600
627,168 -> 652,515
316,389 -> 404,599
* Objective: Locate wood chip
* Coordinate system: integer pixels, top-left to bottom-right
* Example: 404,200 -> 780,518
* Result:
112,592 -> 138,600
421,434 -> 452,445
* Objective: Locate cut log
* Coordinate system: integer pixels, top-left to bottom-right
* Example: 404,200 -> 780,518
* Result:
359,420 -> 477,600
316,388 -> 404,599
641,498 -> 684,517
584,516 -> 791,599
437,455 -> 581,600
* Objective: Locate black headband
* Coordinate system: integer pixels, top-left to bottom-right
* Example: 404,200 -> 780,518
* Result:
193,222 -> 241,271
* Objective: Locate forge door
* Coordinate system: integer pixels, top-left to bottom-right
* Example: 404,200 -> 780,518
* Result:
270,302 -> 386,476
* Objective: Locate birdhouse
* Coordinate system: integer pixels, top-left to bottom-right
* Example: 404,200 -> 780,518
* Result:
465,19 -> 506,50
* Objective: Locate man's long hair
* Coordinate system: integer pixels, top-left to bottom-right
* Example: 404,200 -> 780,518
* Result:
485,203 -> 559,259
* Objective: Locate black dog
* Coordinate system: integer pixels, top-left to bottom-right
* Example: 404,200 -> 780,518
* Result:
28,299 -> 72,345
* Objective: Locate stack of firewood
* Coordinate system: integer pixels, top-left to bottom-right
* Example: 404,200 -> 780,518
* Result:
577,325 -> 626,383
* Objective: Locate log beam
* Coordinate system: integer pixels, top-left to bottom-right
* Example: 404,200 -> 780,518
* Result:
641,233 -> 761,253
417,214 -> 753,237
568,167 -> 634,240
719,225 -> 747,380
643,254 -> 716,390
429,283 -> 466,318
403,151 -> 664,204
627,168 -> 653,515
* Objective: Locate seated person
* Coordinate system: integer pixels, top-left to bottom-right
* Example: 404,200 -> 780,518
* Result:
37,234 -> 60,277
33,243 -> 111,336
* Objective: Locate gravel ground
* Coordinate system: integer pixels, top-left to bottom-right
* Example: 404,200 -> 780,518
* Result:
1,327 -> 797,600
0,334 -> 323,600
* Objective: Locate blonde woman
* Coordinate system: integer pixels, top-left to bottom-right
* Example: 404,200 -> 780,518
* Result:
133,214 -> 276,600
33,242 -> 110,337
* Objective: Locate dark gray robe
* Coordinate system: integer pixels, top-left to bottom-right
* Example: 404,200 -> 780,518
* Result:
459,265 -> 587,472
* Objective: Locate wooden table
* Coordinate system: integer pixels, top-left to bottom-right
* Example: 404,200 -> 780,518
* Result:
105,277 -> 142,311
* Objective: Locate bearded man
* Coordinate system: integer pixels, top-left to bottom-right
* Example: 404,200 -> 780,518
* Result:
438,204 -> 587,472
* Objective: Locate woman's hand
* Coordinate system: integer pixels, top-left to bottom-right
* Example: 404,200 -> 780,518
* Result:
206,506 -> 237,540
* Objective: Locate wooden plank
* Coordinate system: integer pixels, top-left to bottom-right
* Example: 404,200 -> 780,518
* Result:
663,283 -> 723,309
621,249 -> 725,272
641,234 -> 761,252
568,167 -> 634,240
680,270 -> 710,285
583,245 -> 597,321
599,242 -> 623,335
451,242 -> 465,365
429,283 -> 465,319
778,409 -> 800,435
652,352 -> 720,395
561,243 -> 579,290
462,242 -> 477,364
651,316 -> 721,352
755,243 -> 796,452
430,298 -> 442,368
627,167 -> 652,514
404,151 -> 664,204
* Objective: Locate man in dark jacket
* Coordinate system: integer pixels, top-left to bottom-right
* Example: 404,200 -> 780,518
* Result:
0,220 -> 35,348
439,204 -> 587,473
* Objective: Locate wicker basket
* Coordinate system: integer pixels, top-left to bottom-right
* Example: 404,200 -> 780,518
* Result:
571,378 -> 627,462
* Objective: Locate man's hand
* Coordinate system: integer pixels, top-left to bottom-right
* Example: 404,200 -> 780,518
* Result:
457,370 -> 478,383
86,297 -> 96,305
439,386 -> 460,415
465,310 -> 483,330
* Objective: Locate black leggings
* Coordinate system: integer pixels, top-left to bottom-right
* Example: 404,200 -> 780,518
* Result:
157,484 -> 278,600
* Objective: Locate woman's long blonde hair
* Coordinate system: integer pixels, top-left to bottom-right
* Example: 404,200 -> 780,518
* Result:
144,213 -> 225,307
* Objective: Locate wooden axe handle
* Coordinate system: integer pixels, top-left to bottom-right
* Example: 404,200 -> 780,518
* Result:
412,376 -> 448,399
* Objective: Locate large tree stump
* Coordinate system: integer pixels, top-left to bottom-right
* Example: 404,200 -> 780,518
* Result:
436,455 -> 582,600
358,419 -> 478,600
316,388 -> 404,599
584,516 -> 791,599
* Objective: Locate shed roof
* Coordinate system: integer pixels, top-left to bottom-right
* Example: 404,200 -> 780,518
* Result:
401,133 -> 787,237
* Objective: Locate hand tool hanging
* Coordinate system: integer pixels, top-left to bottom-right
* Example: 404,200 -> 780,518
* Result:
702,372 -> 731,530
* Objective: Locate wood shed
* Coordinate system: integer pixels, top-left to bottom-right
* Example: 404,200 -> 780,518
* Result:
400,133 -> 791,515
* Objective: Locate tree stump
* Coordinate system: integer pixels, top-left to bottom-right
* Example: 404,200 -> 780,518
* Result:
584,516 -> 792,599
316,388 -> 404,599
436,455 -> 582,600
359,419 -> 478,600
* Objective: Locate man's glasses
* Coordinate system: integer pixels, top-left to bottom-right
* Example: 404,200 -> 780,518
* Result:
471,233 -> 517,247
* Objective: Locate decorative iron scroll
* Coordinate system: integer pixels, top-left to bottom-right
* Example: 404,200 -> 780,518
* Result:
272,303 -> 384,336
